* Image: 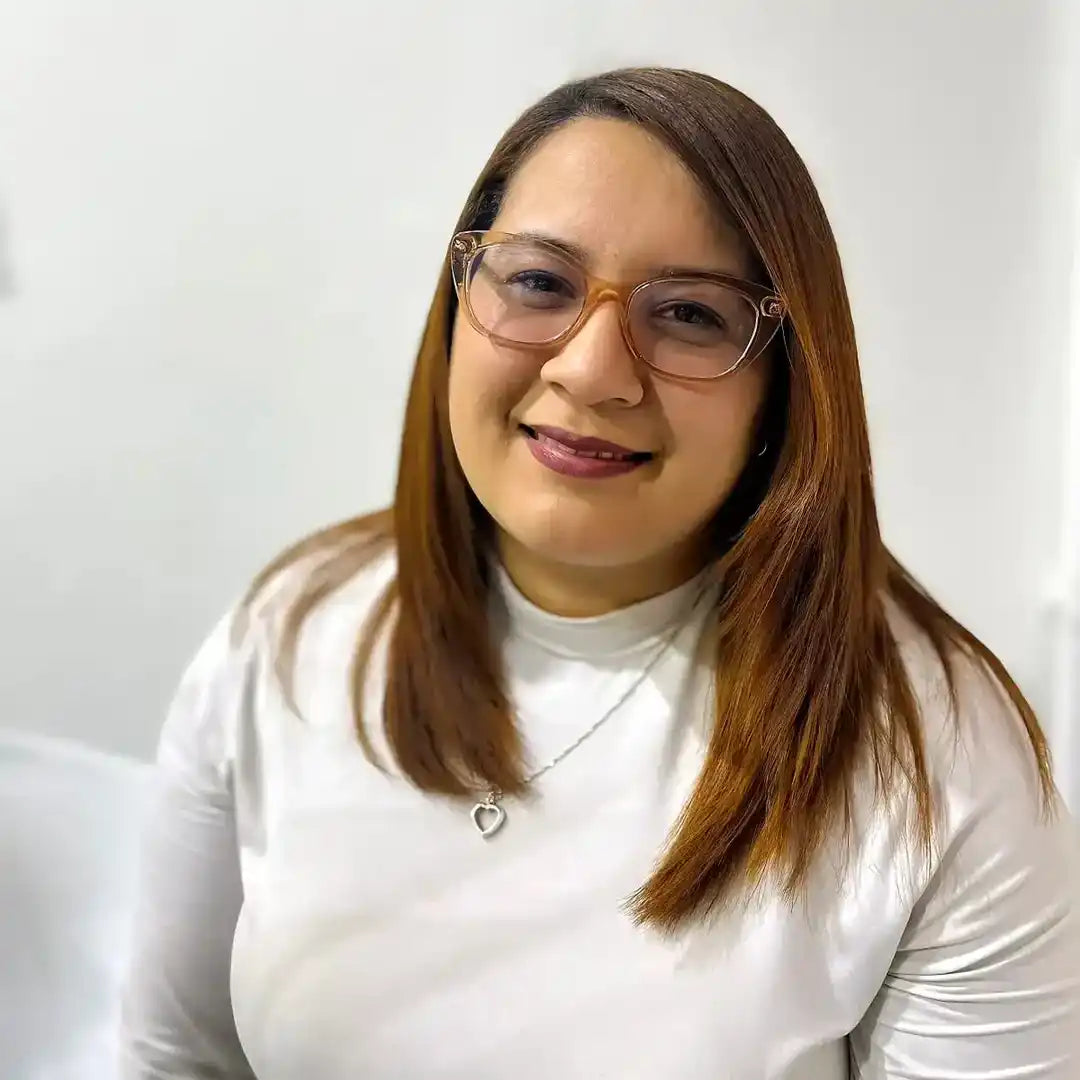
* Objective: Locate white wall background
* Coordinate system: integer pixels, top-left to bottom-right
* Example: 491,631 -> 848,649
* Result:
0,2 -> 1077,804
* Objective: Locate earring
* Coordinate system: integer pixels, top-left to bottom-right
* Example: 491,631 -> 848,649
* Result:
757,440 -> 768,457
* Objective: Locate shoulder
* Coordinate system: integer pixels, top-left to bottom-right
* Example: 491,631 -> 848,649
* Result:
158,531 -> 398,777
868,599 -> 1078,919
836,605 -> 1080,1071
808,603 -> 1079,997
882,597 -> 1052,825
240,523 -> 397,652
813,598 -> 1072,916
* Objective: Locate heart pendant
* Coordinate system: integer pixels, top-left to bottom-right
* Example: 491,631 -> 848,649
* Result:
470,797 -> 506,839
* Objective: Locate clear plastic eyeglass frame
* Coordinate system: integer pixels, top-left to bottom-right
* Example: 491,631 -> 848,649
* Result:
449,229 -> 787,380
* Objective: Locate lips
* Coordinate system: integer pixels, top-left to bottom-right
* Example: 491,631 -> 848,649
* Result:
518,424 -> 655,481
521,425 -> 653,462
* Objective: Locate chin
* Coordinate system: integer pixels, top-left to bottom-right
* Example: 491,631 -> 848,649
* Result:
500,514 -> 659,571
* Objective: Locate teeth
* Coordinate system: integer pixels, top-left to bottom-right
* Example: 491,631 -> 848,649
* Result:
525,427 -> 651,462
536,432 -> 629,460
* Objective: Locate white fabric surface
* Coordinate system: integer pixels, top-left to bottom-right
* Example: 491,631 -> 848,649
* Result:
0,729 -> 149,1080
120,554 -> 1080,1078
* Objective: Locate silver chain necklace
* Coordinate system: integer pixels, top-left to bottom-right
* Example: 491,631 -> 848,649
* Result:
470,583 -> 709,839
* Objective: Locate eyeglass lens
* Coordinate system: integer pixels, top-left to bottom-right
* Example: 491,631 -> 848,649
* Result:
464,239 -> 760,378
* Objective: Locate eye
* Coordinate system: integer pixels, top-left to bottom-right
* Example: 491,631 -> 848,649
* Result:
655,301 -> 726,331
504,269 -> 579,308
508,270 -> 575,295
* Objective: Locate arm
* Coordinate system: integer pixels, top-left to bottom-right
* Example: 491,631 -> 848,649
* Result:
850,672 -> 1080,1077
119,619 -> 257,1079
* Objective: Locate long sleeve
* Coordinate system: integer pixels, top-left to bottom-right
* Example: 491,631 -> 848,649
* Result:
119,617 -> 257,1079
849,661 -> 1080,1077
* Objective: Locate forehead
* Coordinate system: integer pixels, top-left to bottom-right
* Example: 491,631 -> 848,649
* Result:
492,116 -> 753,280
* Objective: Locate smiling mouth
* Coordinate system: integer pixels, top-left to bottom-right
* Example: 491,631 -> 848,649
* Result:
519,424 -> 654,463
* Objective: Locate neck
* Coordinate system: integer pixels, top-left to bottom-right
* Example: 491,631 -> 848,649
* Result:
497,533 -> 709,617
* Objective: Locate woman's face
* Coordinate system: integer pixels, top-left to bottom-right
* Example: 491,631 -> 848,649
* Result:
448,117 -> 771,609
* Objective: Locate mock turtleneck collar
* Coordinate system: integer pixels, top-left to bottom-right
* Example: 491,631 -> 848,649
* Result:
491,563 -> 714,660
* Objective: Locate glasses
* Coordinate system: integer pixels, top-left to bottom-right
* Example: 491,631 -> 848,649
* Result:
449,230 -> 786,381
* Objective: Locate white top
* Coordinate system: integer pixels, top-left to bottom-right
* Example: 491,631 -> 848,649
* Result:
120,553 -> 1080,1079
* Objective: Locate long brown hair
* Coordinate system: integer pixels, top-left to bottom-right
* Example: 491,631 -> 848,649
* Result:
244,68 -> 1055,932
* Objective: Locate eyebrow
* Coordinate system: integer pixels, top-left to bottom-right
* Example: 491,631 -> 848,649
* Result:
514,230 -> 594,265
511,230 -> 743,280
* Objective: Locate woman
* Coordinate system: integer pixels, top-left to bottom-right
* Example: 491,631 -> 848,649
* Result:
120,68 -> 1079,1078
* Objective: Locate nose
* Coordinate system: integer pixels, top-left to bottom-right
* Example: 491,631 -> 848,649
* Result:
538,296 -> 645,408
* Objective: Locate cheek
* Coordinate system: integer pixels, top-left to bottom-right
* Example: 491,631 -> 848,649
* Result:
660,370 -> 768,493
447,324 -> 536,460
